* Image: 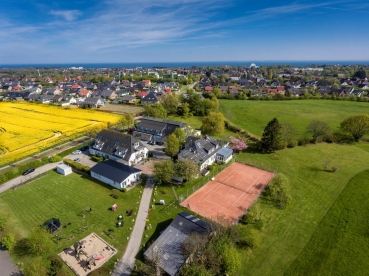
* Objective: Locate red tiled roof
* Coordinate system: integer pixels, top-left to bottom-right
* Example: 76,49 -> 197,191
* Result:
204,86 -> 213,91
79,89 -> 90,95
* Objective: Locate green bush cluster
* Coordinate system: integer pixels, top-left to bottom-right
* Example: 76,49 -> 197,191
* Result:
48,155 -> 62,163
63,158 -> 90,173
91,155 -> 104,162
225,120 -> 260,141
47,254 -> 63,275
262,173 -> 289,209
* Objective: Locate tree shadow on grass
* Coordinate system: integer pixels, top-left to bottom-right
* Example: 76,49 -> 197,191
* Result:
135,218 -> 173,262
12,238 -> 30,257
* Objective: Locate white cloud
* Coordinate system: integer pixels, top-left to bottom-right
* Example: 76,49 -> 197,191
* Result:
49,10 -> 81,21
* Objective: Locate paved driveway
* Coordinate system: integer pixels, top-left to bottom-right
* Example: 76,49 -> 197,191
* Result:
0,243 -> 21,276
66,149 -> 97,168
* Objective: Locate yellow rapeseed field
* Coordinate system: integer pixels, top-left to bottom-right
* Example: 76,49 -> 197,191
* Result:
0,102 -> 121,166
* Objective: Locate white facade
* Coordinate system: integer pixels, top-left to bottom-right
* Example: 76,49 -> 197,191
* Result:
91,170 -> 142,189
56,164 -> 72,175
89,147 -> 148,166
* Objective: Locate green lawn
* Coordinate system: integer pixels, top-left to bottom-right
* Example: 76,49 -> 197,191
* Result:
219,100 -> 369,137
284,169 -> 369,276
234,143 -> 369,276
0,170 -> 143,271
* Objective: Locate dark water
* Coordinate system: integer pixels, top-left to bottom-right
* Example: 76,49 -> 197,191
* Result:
1,61 -> 369,69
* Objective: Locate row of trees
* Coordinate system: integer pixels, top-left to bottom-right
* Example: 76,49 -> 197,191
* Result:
260,114 -> 369,153
153,159 -> 199,184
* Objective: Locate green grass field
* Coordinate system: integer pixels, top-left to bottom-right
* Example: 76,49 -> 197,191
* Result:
284,169 -> 369,276
233,143 -> 369,276
0,170 -> 143,270
220,100 -> 369,137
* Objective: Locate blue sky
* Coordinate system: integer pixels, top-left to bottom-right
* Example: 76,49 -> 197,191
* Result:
1,0 -> 369,64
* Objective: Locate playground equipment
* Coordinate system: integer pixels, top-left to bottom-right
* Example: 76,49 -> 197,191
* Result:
73,240 -> 97,271
42,218 -> 61,233
111,204 -> 117,211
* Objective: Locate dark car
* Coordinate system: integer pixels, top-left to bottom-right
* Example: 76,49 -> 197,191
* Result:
156,141 -> 164,146
22,168 -> 35,176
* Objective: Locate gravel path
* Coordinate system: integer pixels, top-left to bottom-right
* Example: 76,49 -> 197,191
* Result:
0,243 -> 21,276
112,176 -> 154,276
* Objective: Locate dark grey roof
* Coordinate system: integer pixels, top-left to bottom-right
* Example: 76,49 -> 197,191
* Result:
144,212 -> 209,276
90,160 -> 141,183
178,136 -> 226,164
91,129 -> 144,162
142,92 -> 158,102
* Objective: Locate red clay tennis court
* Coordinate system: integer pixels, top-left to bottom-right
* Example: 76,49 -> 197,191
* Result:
180,162 -> 275,225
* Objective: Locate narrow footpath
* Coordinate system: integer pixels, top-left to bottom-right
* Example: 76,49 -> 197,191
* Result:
112,176 -> 154,276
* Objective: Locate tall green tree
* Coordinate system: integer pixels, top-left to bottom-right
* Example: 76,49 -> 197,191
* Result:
161,94 -> 179,115
165,134 -> 180,157
174,159 -> 199,182
340,114 -> 369,142
200,112 -> 225,135
182,102 -> 191,119
306,119 -> 330,142
124,113 -> 135,127
144,104 -> 167,119
173,128 -> 187,145
260,118 -> 281,153
153,159 -> 174,185
354,68 -> 366,79
26,227 -> 52,256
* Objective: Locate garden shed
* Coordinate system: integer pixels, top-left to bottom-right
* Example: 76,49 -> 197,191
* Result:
56,164 -> 72,176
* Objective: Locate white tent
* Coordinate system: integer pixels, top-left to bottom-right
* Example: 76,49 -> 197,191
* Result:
56,164 -> 72,176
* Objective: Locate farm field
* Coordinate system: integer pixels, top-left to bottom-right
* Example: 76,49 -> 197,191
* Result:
220,99 -> 369,137
284,169 -> 369,276
0,170 -> 143,271
234,144 -> 369,276
0,102 -> 121,166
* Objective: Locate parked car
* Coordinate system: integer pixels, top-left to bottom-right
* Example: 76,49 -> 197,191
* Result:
22,168 -> 35,176
72,150 -> 81,155
74,158 -> 81,162
157,141 -> 164,146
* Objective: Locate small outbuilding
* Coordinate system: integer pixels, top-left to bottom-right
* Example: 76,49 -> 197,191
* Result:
56,164 -> 73,176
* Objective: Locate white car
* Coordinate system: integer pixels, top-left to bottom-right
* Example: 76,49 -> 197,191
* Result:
72,150 -> 81,155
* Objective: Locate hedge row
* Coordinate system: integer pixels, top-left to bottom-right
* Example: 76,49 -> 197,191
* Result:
224,120 -> 260,142
63,159 -> 90,173
0,157 -> 49,185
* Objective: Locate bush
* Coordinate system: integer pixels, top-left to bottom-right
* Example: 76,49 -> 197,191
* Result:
91,156 -> 104,162
49,155 -> 62,163
121,188 -> 127,193
332,166 -> 339,172
63,159 -> 90,173
287,139 -> 298,148
207,165 -> 214,171
162,189 -> 168,195
263,173 -> 289,209
2,233 -> 16,251
47,254 -> 63,275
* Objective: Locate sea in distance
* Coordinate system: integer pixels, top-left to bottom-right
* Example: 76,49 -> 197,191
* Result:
1,60 -> 369,69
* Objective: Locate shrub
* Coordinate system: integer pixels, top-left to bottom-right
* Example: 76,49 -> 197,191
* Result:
49,155 -> 62,163
63,159 -> 90,173
332,166 -> 339,172
207,165 -> 214,171
91,156 -> 104,162
2,233 -> 16,251
287,139 -> 298,148
47,254 -> 63,275
121,188 -> 127,193
162,189 -> 168,195
263,173 -> 289,209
